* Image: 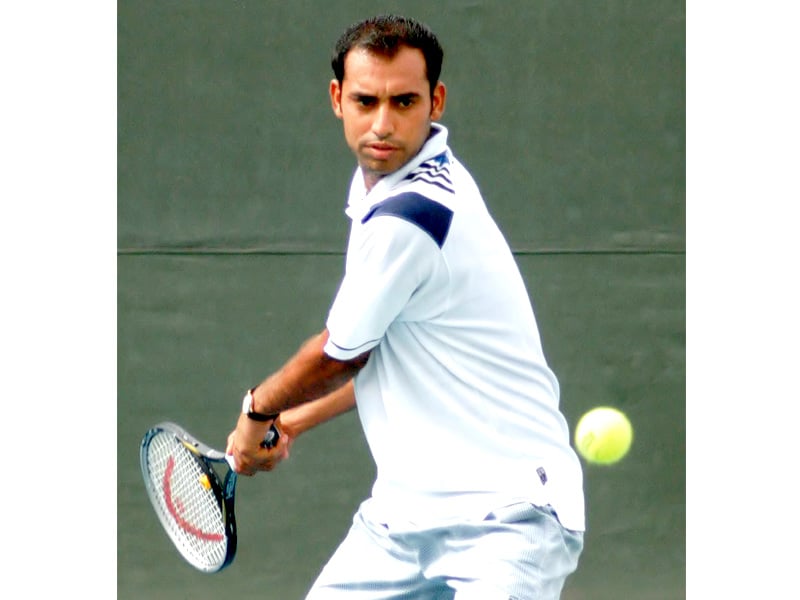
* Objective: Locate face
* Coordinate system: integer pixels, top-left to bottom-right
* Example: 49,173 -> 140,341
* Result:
330,46 -> 446,191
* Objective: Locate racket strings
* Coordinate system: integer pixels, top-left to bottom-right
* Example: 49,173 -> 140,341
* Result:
144,432 -> 228,570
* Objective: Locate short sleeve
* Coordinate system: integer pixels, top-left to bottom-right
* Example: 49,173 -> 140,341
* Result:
324,216 -> 441,360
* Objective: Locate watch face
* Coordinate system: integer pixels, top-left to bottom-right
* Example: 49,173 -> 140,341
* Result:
242,392 -> 252,414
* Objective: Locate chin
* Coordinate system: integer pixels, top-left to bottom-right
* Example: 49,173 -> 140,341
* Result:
360,160 -> 394,177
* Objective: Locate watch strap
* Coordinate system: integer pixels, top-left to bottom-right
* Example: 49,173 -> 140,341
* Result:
243,388 -> 280,422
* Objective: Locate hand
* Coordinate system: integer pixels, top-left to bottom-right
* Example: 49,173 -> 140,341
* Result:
226,414 -> 291,476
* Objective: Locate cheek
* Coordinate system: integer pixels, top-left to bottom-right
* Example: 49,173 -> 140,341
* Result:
341,109 -> 365,137
342,119 -> 362,148
408,113 -> 432,145
342,123 -> 370,158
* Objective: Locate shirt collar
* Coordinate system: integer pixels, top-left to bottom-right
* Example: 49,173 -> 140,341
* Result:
345,123 -> 449,219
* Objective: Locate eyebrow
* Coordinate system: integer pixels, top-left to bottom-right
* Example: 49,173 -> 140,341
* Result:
393,93 -> 421,102
348,92 -> 422,102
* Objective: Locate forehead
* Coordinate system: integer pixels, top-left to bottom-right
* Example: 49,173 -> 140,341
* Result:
342,46 -> 429,94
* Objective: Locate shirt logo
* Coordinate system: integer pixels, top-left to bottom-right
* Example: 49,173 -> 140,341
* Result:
537,467 -> 548,485
403,151 -> 454,194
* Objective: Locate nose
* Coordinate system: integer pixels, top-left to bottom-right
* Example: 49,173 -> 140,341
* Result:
371,104 -> 393,139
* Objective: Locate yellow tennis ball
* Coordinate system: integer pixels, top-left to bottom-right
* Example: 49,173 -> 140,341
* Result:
574,407 -> 633,465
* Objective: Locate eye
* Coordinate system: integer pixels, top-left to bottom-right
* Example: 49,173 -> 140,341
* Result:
394,95 -> 416,108
355,96 -> 377,107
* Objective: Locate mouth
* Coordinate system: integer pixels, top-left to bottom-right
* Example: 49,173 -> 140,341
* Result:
363,142 -> 399,161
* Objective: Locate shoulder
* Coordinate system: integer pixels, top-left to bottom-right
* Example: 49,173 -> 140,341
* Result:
362,191 -> 454,249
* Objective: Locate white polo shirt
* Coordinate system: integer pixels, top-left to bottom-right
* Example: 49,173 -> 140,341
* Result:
324,124 -> 585,532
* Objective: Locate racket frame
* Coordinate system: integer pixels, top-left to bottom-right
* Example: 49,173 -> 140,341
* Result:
140,422 -> 239,573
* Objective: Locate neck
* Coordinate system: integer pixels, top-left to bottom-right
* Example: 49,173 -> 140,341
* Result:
363,172 -> 383,193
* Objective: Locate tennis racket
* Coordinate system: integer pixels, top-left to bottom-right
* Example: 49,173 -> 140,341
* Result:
139,421 -> 279,573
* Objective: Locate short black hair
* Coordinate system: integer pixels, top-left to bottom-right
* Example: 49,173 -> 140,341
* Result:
331,15 -> 444,96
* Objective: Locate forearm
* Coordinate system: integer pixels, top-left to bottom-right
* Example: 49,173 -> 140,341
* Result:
279,380 -> 356,438
250,328 -> 367,416
228,328 -> 367,474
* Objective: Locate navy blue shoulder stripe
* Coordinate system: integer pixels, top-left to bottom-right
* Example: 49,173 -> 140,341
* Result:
361,192 -> 454,248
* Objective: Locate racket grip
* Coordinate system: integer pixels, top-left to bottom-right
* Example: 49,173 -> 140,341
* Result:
260,422 -> 280,450
225,422 -> 281,469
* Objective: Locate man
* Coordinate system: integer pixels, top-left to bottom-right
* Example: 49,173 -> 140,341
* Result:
227,14 -> 585,599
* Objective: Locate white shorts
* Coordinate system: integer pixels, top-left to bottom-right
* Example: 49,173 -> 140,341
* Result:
305,502 -> 583,600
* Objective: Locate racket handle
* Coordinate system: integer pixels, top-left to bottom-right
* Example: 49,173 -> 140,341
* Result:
225,422 -> 281,469
261,422 -> 280,449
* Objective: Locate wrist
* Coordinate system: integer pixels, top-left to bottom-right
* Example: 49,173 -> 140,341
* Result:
242,387 -> 280,422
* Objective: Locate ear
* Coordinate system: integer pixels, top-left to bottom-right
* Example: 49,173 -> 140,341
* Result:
430,81 -> 446,121
330,79 -> 343,119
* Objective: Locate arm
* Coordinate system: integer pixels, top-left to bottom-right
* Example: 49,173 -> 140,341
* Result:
279,379 -> 357,439
227,328 -> 368,474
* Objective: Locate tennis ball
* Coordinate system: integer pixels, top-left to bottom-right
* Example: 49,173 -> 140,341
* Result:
574,406 -> 633,465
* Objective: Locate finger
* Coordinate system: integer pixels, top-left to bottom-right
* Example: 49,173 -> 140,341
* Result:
237,457 -> 257,476
268,434 -> 291,463
278,434 -> 291,460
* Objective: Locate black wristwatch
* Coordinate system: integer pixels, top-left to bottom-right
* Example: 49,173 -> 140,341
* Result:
241,388 -> 280,422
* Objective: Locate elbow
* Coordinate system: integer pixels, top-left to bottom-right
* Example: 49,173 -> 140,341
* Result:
319,329 -> 372,375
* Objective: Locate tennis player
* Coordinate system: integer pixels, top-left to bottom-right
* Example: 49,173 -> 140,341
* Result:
227,14 -> 585,599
